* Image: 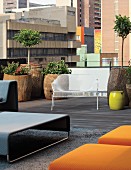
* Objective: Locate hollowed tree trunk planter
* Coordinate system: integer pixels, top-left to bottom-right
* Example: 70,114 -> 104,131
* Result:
126,84 -> 131,108
44,74 -> 58,100
30,65 -> 43,99
107,68 -> 129,106
3,73 -> 32,102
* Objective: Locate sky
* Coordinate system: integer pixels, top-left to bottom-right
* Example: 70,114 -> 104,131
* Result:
30,0 -> 56,5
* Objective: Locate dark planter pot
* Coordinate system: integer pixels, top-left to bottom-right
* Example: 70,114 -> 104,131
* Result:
44,74 -> 58,100
126,84 -> 131,107
3,73 -> 32,102
30,65 -> 43,98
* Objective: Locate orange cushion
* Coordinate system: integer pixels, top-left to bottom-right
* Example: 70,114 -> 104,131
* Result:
48,144 -> 131,170
98,125 -> 131,146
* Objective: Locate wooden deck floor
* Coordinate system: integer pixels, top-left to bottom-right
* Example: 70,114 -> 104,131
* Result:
19,97 -> 131,131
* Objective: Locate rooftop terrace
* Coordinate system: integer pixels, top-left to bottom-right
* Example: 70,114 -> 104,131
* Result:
19,97 -> 131,131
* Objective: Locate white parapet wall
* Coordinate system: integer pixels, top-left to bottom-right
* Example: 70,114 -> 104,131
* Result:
70,68 -> 110,92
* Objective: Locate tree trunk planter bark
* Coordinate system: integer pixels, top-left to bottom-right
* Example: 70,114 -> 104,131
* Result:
44,74 -> 58,100
126,84 -> 131,108
3,74 -> 32,102
107,67 -> 129,106
30,65 -> 43,98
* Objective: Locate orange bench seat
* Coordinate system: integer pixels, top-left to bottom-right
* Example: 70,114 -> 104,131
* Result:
48,144 -> 131,170
98,125 -> 131,146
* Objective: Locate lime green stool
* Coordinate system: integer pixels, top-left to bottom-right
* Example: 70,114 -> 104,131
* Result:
109,91 -> 125,110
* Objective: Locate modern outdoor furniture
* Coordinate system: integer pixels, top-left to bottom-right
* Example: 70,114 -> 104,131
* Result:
98,125 -> 131,146
0,80 -> 18,111
51,74 -> 107,110
109,91 -> 125,110
49,144 -> 131,170
0,112 -> 70,162
49,125 -> 131,170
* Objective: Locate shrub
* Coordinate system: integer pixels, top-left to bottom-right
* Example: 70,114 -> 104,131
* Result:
2,62 -> 30,75
114,15 -> 131,67
42,60 -> 72,75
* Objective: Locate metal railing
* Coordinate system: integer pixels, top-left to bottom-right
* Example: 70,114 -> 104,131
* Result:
66,60 -> 129,69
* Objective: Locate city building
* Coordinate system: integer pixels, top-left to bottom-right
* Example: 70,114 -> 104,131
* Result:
29,3 -> 54,7
77,0 -> 89,27
0,0 -> 29,13
76,27 -> 94,53
56,0 -> 76,8
89,0 -> 101,29
0,0 -> 56,14
0,6 -> 81,65
56,0 -> 101,29
101,0 -> 131,65
56,0 -> 77,24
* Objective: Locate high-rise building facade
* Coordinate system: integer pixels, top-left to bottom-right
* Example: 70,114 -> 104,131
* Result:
0,6 -> 81,65
101,0 -> 131,65
56,0 -> 101,29
77,0 -> 89,27
89,0 -> 101,29
0,0 -> 29,13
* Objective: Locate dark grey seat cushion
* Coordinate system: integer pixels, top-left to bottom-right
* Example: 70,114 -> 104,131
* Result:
0,80 -> 18,111
0,80 -> 11,101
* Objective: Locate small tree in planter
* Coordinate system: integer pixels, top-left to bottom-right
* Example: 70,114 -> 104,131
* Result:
108,15 -> 131,105
14,29 -> 42,65
114,15 -> 131,67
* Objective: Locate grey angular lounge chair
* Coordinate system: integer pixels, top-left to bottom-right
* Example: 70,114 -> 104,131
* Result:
0,80 -> 18,111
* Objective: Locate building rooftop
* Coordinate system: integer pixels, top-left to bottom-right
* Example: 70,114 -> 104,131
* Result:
13,17 -> 60,25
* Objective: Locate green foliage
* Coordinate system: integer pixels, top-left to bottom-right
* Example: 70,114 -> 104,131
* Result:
2,62 -> 30,75
13,29 -> 42,47
15,66 -> 29,75
42,60 -> 72,75
1,62 -> 19,75
126,60 -> 131,84
114,15 -> 131,39
114,15 -> 131,67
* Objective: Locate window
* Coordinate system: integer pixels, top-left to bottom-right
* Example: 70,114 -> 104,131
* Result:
67,10 -> 75,16
7,30 -> 19,40
8,30 -> 67,42
7,48 -> 27,58
7,48 -> 69,58
41,32 -> 67,41
71,0 -> 73,7
76,35 -> 80,41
